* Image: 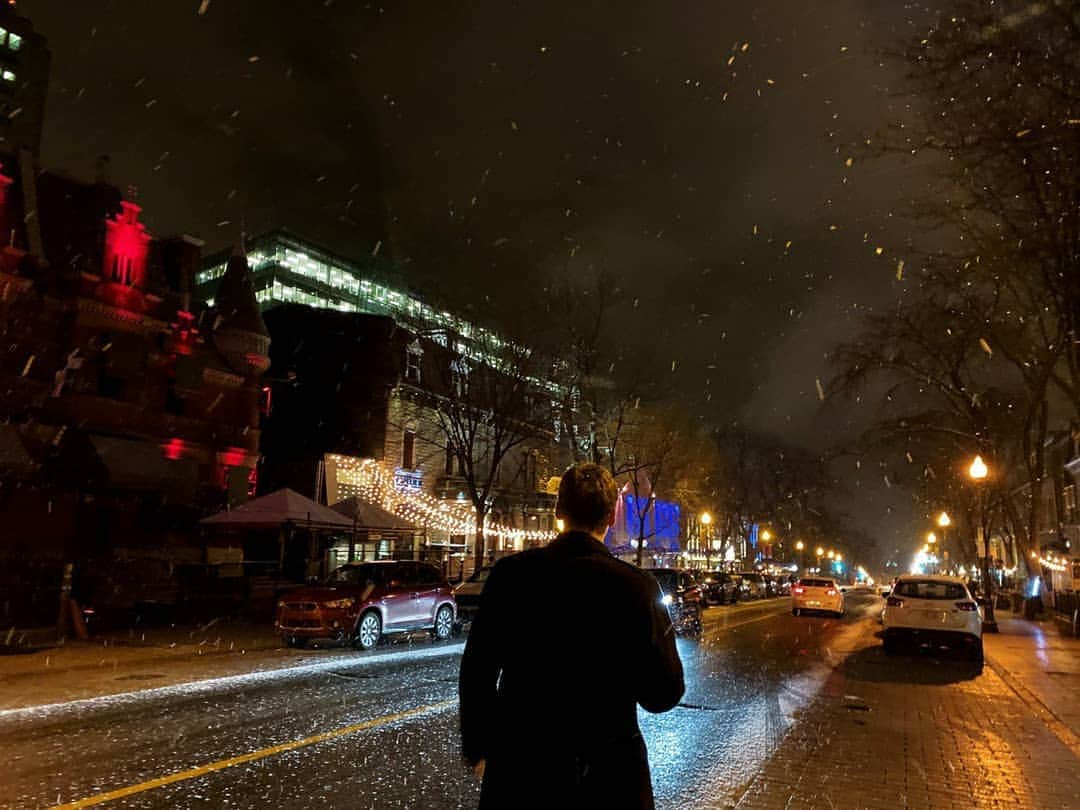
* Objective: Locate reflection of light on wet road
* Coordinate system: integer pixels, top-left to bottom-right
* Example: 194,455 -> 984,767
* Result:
0,642 -> 464,726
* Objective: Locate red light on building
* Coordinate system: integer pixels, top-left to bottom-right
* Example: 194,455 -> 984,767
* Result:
219,447 -> 247,467
163,438 -> 186,460
103,200 -> 150,288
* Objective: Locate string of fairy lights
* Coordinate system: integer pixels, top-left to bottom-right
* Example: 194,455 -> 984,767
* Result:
327,454 -> 556,544
1031,551 -> 1069,573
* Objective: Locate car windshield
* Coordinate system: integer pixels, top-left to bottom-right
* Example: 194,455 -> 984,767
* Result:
800,579 -> 833,588
325,564 -> 388,587
894,580 -> 969,600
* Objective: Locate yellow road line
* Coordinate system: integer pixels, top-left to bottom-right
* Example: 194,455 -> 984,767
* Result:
50,698 -> 457,809
708,609 -> 786,632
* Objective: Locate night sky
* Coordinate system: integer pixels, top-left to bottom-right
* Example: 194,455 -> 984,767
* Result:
22,0 -> 942,563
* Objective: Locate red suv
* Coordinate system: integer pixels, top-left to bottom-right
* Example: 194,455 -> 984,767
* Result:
276,560 -> 457,650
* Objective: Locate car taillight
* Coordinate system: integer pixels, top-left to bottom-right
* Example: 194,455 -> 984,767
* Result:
955,601 -> 978,611
793,586 -> 805,595
825,589 -> 837,596
886,596 -> 904,607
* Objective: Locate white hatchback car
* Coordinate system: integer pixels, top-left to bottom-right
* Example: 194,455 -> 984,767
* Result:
882,575 -> 983,661
791,577 -> 844,617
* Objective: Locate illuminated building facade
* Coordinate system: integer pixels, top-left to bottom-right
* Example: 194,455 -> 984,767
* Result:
196,230 -> 517,370
0,2 -> 49,155
0,153 -> 269,563
257,302 -> 566,569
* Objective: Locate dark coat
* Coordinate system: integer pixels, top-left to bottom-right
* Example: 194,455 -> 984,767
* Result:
459,532 -> 685,809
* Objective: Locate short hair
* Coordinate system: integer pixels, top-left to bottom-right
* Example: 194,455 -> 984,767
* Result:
556,463 -> 618,531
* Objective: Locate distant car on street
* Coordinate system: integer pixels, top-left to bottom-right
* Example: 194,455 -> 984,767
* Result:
275,560 -> 457,650
881,575 -> 983,662
738,571 -> 768,599
791,577 -> 845,617
699,571 -> 740,605
650,568 -> 705,634
452,566 -> 491,623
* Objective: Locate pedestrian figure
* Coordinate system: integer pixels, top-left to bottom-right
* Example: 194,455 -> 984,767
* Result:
459,463 -> 685,809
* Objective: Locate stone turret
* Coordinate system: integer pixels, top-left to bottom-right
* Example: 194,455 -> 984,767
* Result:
211,250 -> 270,375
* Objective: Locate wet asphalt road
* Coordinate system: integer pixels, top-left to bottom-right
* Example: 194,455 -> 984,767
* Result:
0,592 -> 884,809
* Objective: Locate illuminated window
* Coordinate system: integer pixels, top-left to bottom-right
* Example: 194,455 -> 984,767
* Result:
7,32 -> 21,51
451,357 -> 469,398
401,431 -> 416,470
1,71 -> 15,84
405,340 -> 422,383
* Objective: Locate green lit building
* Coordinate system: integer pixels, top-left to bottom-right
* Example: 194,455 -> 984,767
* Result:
196,229 -> 505,359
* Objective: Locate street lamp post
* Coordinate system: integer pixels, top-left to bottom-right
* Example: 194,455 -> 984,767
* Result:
937,511 -> 951,574
969,455 -> 997,633
795,540 -> 805,573
815,546 -> 824,572
926,532 -> 937,574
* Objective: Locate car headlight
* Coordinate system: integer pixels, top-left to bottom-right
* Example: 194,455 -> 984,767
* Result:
661,594 -> 673,606
323,598 -> 356,609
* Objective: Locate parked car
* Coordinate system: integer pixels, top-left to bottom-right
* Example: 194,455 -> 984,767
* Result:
650,568 -> 705,634
738,571 -> 768,599
791,577 -> 845,617
881,575 -> 983,661
699,571 -> 740,605
275,560 -> 457,650
765,575 -> 793,597
452,566 -> 491,623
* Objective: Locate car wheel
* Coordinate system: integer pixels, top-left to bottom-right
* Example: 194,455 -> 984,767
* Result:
432,605 -> 454,640
968,639 -> 984,663
354,610 -> 382,650
283,635 -> 307,649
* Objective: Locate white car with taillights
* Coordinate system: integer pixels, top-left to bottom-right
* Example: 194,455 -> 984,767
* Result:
882,575 -> 983,661
791,577 -> 845,617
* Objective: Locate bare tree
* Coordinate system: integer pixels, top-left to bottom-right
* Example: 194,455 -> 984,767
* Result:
433,328 -> 551,566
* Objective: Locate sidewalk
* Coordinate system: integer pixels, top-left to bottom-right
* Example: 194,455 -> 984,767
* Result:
733,616 -> 1080,810
984,609 -> 1080,745
0,620 -> 292,712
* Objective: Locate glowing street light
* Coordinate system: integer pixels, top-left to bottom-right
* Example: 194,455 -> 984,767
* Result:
816,546 -> 824,557
761,529 -> 772,542
700,512 -> 712,526
968,454 -> 996,632
926,532 -> 936,545
827,550 -> 835,559
937,512 -> 951,528
795,540 -> 805,551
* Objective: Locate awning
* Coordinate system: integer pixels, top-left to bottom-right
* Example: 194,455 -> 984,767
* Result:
201,487 -> 355,530
331,496 -> 420,532
89,435 -> 198,501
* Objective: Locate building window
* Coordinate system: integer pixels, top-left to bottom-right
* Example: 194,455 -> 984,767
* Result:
1065,484 -> 1078,524
405,340 -> 422,383
260,385 -> 273,416
445,445 -> 455,476
451,357 -> 469,398
7,32 -> 21,52
1,70 -> 15,84
402,430 -> 416,470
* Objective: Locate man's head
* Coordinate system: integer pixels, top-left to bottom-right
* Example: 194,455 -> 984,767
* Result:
555,463 -> 619,538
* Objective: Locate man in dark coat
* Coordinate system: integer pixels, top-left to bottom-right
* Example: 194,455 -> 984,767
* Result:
459,463 -> 685,809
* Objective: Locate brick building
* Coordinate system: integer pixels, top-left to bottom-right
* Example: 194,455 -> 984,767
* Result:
0,152 -> 269,621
